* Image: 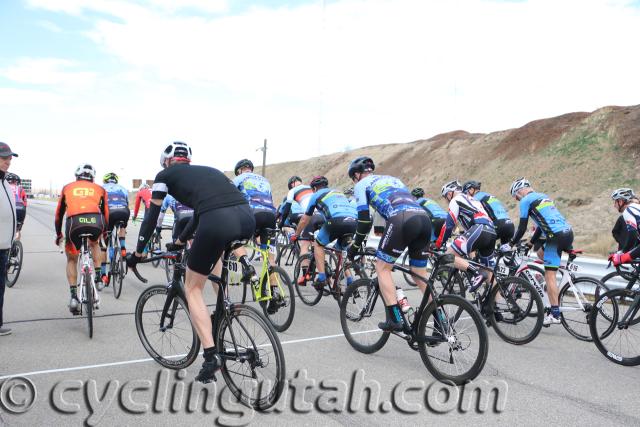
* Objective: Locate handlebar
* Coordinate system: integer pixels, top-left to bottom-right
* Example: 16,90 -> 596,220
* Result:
128,250 -> 180,284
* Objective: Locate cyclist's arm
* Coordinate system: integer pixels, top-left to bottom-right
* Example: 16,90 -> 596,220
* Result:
133,193 -> 141,219
54,190 -> 66,236
510,198 -> 532,245
177,214 -> 197,244
295,214 -> 311,237
20,189 -> 27,206
436,199 -> 459,248
479,196 -> 496,222
622,209 -> 639,253
135,198 -> 163,254
279,202 -> 292,227
101,190 -> 109,226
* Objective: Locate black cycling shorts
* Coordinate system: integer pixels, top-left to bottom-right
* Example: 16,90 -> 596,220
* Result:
300,213 -> 324,241
65,213 -> 105,255
254,210 -> 277,246
451,224 -> 497,266
377,211 -> 431,267
316,217 -> 357,250
172,214 -> 193,241
495,218 -> 515,245
187,205 -> 256,275
108,208 -> 130,232
15,207 -> 26,231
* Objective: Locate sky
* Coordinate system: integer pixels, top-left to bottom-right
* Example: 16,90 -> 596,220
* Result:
1,0 -> 639,191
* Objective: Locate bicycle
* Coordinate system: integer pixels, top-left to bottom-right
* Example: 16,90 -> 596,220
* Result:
106,222 -> 127,299
600,261 -> 640,291
5,239 -> 23,288
76,234 -> 101,338
131,241 -> 286,410
275,230 -> 300,267
339,251 -> 489,385
500,244 -> 609,341
436,247 -> 544,345
226,228 -> 296,332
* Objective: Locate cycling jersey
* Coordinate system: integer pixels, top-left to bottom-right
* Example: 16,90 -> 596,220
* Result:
9,183 -> 27,209
473,191 -> 510,221
512,192 -> 571,243
133,187 -> 151,219
305,188 -> 357,220
159,194 -> 194,220
280,185 -> 314,225
437,193 -> 493,247
55,180 -> 109,237
102,183 -> 129,211
233,172 -> 276,213
622,203 -> 640,256
354,175 -> 422,220
416,197 -> 447,219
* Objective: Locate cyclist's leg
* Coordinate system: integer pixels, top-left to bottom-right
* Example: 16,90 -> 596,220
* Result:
407,213 -> 431,293
543,230 -> 573,312
496,219 -> 515,246
65,217 -> 82,311
118,208 -> 130,254
314,223 -> 332,281
15,207 -> 25,240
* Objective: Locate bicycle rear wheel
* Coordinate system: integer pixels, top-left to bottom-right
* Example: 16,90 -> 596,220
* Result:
293,253 -> 323,306
84,271 -> 94,339
112,244 -> 124,299
339,278 -> 390,353
5,240 -> 23,288
135,284 -> 200,369
401,252 -> 417,287
559,277 -> 609,341
217,304 -> 286,411
151,233 -> 162,267
417,294 -> 488,385
489,277 -> 543,345
590,288 -> 640,366
260,266 -> 296,332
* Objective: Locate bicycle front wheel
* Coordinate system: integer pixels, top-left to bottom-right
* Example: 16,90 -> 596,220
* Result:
590,289 -> 640,366
135,284 -> 200,369
417,294 -> 488,385
293,253 -> 322,306
560,277 -> 609,341
489,276 -> 544,345
5,240 -> 23,288
217,304 -> 286,411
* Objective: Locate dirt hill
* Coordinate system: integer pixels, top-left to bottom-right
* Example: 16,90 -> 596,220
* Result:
256,105 -> 640,256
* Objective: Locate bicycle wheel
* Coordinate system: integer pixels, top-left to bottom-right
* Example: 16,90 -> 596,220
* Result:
112,245 -> 124,299
293,253 -> 323,306
339,278 -> 390,353
590,288 -> 640,366
151,233 -> 162,267
135,284 -> 200,369
260,266 -> 295,332
559,277 -> 609,341
84,271 -> 94,339
163,257 -> 175,283
358,247 -> 378,280
516,264 -> 546,318
601,269 -> 638,287
217,304 -> 286,411
401,252 -> 417,287
489,277 -> 544,345
5,240 -> 23,288
417,294 -> 489,385
432,266 -> 466,298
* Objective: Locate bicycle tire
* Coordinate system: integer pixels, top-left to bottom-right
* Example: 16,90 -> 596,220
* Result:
339,278 -> 390,353
401,252 -> 417,287
85,271 -> 94,339
417,294 -> 488,385
489,276 -> 544,345
589,288 -> 640,366
260,266 -> 296,332
135,284 -> 201,369
217,303 -> 286,410
559,277 -> 609,341
5,240 -> 23,288
293,253 -> 323,306
151,233 -> 162,268
112,245 -> 124,299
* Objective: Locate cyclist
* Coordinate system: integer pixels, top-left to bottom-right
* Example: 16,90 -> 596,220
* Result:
609,188 -> 640,265
98,172 -> 130,288
411,187 -> 447,243
232,159 -> 278,284
346,157 -> 431,332
280,175 -> 325,284
293,176 -> 357,289
436,180 -> 496,292
276,195 -> 302,234
611,189 -> 640,251
463,180 -> 514,245
344,187 -> 357,208
132,183 -> 151,222
54,164 -> 109,314
157,194 -> 194,242
126,142 -> 254,384
508,177 -> 573,325
6,173 -> 27,240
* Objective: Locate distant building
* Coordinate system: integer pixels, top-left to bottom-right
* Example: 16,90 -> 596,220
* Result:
21,178 -> 32,195
132,179 -> 154,189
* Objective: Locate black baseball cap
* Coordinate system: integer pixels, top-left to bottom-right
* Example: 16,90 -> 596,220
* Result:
0,142 -> 18,157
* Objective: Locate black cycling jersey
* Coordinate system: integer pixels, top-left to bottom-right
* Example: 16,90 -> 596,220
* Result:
151,164 -> 247,214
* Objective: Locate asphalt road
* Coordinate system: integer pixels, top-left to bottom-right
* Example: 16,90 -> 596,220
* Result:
0,201 -> 638,426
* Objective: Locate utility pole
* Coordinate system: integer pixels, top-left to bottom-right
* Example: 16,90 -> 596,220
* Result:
257,139 -> 267,177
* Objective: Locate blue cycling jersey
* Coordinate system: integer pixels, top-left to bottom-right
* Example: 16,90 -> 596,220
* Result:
161,195 -> 194,217
233,172 -> 276,212
305,188 -> 357,220
102,183 -> 129,210
278,197 -> 303,215
354,175 -> 422,220
519,192 -> 570,236
416,197 -> 447,219
474,191 -> 509,221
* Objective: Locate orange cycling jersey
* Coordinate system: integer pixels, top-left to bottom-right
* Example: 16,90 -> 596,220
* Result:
55,180 -> 109,235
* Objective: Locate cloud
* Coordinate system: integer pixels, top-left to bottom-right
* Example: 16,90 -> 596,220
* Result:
0,87 -> 61,105
0,58 -> 97,89
36,20 -> 64,32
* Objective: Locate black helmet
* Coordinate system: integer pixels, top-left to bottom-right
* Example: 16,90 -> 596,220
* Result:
411,187 -> 424,198
288,175 -> 302,190
234,159 -> 254,176
343,186 -> 354,197
462,180 -> 481,194
310,175 -> 329,189
348,156 -> 375,179
5,173 -> 20,184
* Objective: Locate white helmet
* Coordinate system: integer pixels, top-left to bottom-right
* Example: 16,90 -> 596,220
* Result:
75,163 -> 96,181
510,177 -> 531,197
160,141 -> 192,167
611,188 -> 635,202
441,180 -> 462,197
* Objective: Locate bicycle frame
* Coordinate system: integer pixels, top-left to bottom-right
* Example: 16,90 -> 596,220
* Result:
244,234 -> 284,302
78,236 -> 98,311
